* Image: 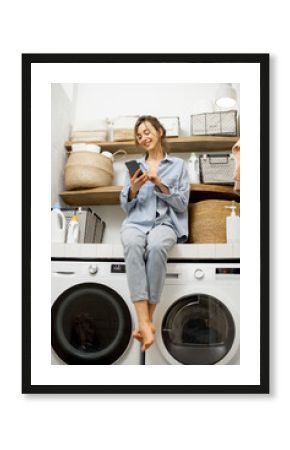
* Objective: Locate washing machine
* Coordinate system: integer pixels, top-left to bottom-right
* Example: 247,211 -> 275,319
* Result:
145,260 -> 240,365
51,259 -> 142,365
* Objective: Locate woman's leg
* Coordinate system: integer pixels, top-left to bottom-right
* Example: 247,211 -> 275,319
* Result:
121,227 -> 155,351
145,225 -> 177,305
130,226 -> 177,347
133,300 -> 155,352
121,227 -> 148,300
148,303 -> 157,321
133,303 -> 157,346
132,226 -> 177,346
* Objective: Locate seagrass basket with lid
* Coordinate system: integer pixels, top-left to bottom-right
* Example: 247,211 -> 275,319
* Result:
188,199 -> 240,243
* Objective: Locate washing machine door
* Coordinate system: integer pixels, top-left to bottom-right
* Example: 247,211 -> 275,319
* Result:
162,294 -> 235,365
51,283 -> 132,365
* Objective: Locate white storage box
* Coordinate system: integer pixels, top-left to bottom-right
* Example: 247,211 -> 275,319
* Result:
158,116 -> 180,137
112,115 -> 139,141
190,110 -> 238,136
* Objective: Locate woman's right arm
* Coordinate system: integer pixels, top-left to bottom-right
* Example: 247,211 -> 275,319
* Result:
120,169 -> 148,214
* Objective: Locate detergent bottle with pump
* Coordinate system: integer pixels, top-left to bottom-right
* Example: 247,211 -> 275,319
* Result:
188,152 -> 200,184
67,215 -> 80,243
224,201 -> 240,244
51,203 -> 66,243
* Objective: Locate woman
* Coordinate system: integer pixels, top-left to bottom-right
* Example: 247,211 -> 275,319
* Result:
120,115 -> 190,351
232,138 -> 240,192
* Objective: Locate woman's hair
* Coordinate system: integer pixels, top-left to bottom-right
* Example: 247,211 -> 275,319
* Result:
134,115 -> 168,157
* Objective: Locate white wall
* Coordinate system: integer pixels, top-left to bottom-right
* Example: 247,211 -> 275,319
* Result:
61,83 -> 75,103
51,83 -> 239,242
51,83 -> 77,206
73,83 -> 240,135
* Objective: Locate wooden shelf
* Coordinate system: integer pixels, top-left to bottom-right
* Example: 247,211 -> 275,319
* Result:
61,136 -> 240,205
65,135 -> 239,154
60,184 -> 240,206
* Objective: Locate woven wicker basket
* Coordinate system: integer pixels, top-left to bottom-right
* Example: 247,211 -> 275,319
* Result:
188,200 -> 240,243
64,152 -> 114,190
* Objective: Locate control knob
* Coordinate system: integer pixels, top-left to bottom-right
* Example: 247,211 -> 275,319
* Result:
194,268 -> 205,280
88,264 -> 98,275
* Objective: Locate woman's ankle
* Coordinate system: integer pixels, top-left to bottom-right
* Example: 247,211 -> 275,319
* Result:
139,319 -> 152,328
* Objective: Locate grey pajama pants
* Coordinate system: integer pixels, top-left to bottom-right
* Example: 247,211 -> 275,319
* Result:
120,224 -> 177,304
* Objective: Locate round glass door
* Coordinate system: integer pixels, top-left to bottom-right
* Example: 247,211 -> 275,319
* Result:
51,283 -> 132,365
162,294 -> 235,365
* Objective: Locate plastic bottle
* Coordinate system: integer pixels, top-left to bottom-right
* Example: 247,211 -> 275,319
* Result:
224,202 -> 240,244
66,215 -> 80,243
188,152 -> 200,184
51,203 -> 66,243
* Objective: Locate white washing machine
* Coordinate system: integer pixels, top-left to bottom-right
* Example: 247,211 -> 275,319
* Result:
145,261 -> 240,365
51,259 -> 142,365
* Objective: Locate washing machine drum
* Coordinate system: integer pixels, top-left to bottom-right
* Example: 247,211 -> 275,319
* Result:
162,294 -> 235,365
52,283 -> 132,364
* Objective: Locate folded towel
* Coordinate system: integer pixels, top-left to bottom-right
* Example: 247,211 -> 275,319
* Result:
71,136 -> 103,143
71,130 -> 107,142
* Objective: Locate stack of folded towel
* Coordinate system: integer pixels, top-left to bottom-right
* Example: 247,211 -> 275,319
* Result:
70,119 -> 108,142
70,129 -> 107,142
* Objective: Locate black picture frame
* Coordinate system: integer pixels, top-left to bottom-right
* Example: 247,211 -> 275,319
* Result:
22,53 -> 269,394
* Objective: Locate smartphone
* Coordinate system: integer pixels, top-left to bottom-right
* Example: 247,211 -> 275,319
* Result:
125,160 -> 143,177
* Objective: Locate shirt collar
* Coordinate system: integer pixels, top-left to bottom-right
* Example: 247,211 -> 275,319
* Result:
138,153 -> 174,165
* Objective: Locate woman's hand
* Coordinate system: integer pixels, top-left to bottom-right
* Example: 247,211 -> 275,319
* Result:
129,169 -> 148,199
147,167 -> 161,186
147,168 -> 170,194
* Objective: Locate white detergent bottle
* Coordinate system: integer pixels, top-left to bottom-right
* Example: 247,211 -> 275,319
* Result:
188,152 -> 200,184
225,202 -> 240,244
51,203 -> 66,243
67,215 -> 80,243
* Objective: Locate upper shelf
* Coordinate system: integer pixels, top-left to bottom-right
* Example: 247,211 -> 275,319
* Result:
65,135 -> 239,154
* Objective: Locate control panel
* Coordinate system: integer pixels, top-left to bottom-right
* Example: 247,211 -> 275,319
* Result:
111,264 -> 126,273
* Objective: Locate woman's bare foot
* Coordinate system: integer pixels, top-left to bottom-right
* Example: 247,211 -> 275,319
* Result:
133,322 -> 156,351
133,322 -> 156,343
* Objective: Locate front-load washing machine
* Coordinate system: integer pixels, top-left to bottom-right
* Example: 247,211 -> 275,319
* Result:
145,261 -> 240,365
51,259 -> 142,365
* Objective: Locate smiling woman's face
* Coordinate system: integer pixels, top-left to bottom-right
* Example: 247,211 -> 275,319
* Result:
136,121 -> 163,151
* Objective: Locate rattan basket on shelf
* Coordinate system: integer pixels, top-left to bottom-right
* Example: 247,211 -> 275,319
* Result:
188,199 -> 240,243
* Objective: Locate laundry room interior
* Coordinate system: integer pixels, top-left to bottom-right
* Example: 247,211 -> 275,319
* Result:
51,82 -> 241,366
51,82 -> 240,249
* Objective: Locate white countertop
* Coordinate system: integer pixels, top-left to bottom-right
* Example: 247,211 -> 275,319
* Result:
51,243 -> 240,259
